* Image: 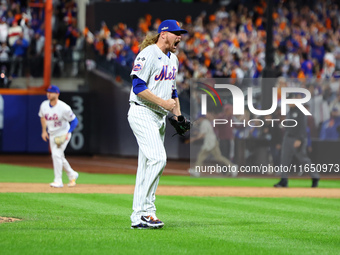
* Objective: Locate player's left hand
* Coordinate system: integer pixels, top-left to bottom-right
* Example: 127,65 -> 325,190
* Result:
168,115 -> 191,137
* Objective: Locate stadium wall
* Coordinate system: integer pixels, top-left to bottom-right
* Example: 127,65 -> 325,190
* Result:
1,85 -> 340,167
0,92 -> 91,154
87,69 -> 190,159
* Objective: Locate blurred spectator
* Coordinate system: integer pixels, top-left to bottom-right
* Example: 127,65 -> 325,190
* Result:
8,20 -> 22,47
52,39 -> 64,78
322,45 -> 336,79
64,19 -> 80,75
0,41 -> 11,71
6,10 -> 14,27
20,17 -> 34,44
319,108 -> 340,140
62,0 -> 78,26
65,20 -> 79,50
329,90 -> 340,114
30,13 -> 42,33
300,53 -> 313,79
0,17 -> 8,44
29,31 -> 45,77
335,41 -> 340,71
0,41 -> 11,84
10,33 -> 28,77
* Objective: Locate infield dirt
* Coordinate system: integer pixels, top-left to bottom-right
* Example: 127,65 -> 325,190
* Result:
1,183 -> 339,198
1,155 -> 339,198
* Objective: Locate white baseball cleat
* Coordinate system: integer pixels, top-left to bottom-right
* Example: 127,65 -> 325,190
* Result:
230,165 -> 238,178
140,215 -> 164,229
68,172 -> 79,187
188,168 -> 200,177
50,182 -> 63,188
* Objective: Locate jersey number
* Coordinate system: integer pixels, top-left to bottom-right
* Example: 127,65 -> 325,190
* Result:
54,121 -> 62,127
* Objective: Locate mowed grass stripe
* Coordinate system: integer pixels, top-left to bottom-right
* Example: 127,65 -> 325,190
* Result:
1,193 -> 339,255
1,164 -> 340,188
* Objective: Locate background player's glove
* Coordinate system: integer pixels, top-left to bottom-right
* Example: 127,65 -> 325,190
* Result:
168,115 -> 191,137
54,134 -> 67,148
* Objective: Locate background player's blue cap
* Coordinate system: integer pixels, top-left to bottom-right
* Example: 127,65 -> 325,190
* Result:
46,85 -> 60,94
158,20 -> 187,34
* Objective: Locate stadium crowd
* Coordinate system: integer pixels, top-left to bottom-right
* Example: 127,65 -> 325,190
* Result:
0,0 -> 81,84
87,0 -> 340,86
2,0 -> 340,146
85,0 -> 340,143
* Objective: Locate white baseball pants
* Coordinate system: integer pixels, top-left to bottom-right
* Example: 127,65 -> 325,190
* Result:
49,133 -> 77,184
128,104 -> 167,225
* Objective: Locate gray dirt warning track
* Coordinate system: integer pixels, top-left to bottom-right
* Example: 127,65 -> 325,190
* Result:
1,183 -> 340,198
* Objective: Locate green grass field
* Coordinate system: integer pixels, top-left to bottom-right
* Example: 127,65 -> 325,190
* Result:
1,164 -> 340,188
1,164 -> 340,255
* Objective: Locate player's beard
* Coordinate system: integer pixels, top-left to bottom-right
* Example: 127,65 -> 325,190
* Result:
170,43 -> 176,53
165,35 -> 179,53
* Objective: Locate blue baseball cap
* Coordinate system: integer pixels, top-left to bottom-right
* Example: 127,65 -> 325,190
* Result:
158,20 -> 187,34
46,85 -> 60,94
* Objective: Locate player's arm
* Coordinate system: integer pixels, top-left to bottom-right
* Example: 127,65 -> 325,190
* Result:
171,91 -> 181,116
171,58 -> 181,116
138,89 -> 176,111
65,116 -> 78,140
40,117 -> 49,142
64,108 -> 78,140
68,117 -> 78,133
132,76 -> 176,111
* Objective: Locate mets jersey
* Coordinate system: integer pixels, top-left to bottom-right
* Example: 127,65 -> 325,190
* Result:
129,44 -> 178,115
38,100 -> 76,136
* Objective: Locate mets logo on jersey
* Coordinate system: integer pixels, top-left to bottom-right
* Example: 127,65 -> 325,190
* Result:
133,62 -> 143,72
45,113 -> 58,121
155,65 -> 176,81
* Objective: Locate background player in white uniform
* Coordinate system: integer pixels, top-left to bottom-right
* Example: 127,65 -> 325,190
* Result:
38,85 -> 79,188
189,113 -> 238,178
128,20 -> 187,229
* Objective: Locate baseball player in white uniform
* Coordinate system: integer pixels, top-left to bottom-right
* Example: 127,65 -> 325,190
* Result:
128,20 -> 187,229
38,85 -> 79,188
